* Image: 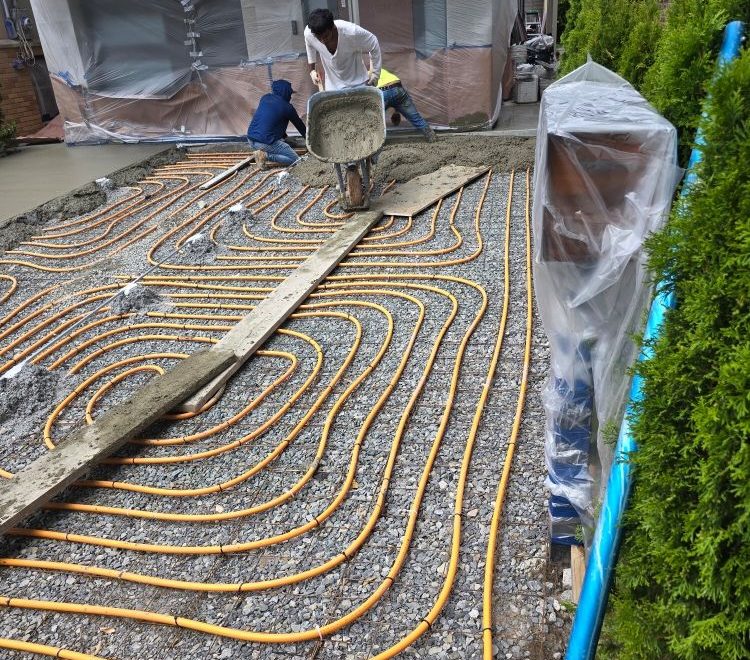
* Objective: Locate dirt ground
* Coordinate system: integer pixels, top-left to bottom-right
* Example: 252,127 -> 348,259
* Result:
0,136 -> 534,255
290,135 -> 536,186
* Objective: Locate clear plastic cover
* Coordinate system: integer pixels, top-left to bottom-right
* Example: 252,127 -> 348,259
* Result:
29,0 -> 516,144
533,60 -> 681,536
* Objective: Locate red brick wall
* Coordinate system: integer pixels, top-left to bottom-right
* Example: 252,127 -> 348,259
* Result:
0,42 -> 43,136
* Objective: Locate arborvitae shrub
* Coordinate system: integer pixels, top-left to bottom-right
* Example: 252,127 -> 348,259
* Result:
643,0 -> 750,163
608,46 -> 750,659
560,0 -> 750,162
559,0 -> 661,89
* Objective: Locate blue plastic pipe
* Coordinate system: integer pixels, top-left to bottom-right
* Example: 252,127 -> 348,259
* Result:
565,20 -> 745,660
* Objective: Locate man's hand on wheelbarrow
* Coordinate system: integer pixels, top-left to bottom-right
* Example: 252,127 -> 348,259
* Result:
365,71 -> 379,86
310,69 -> 324,92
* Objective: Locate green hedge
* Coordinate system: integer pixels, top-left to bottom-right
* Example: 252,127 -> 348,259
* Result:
561,0 -> 750,162
606,47 -> 750,659
643,0 -> 750,161
560,3 -> 750,656
559,0 -> 661,90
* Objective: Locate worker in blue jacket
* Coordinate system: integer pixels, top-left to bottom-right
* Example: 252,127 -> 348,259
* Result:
247,79 -> 306,169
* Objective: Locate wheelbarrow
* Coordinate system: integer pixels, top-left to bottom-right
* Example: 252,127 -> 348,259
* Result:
306,86 -> 386,211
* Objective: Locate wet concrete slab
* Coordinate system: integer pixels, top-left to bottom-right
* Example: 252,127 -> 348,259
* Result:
0,142 -> 167,223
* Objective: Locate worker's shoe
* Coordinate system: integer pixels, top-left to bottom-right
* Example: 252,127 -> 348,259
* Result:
390,112 -> 402,126
254,149 -> 267,170
422,127 -> 436,142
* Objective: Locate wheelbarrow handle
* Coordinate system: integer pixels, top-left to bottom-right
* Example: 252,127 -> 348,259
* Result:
314,67 -> 324,92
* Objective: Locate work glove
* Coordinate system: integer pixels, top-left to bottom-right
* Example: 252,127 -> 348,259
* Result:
366,71 -> 379,86
310,70 -> 321,86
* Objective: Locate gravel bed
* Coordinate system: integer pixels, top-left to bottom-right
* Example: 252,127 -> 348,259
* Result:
0,149 -> 571,659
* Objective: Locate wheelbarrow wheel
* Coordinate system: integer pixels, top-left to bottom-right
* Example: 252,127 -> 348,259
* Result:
346,167 -> 364,209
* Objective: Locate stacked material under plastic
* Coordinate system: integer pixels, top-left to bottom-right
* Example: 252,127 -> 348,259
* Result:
532,60 -> 680,542
29,0 -> 516,144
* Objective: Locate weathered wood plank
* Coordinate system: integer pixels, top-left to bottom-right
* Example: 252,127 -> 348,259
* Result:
0,349 -> 236,534
571,544 -> 586,604
198,157 -> 253,190
378,165 -> 489,217
176,208 -> 384,413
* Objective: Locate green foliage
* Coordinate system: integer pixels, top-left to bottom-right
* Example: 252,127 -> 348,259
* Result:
601,419 -> 620,448
643,0 -> 750,162
558,2 -> 750,655
559,0 -> 661,89
0,83 -> 16,153
560,0 -> 750,162
557,0 -> 572,41
607,48 -> 750,659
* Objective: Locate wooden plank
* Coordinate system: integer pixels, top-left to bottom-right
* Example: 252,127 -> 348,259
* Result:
0,349 -> 236,535
571,544 -> 586,604
198,156 -> 253,190
176,208 -> 384,413
0,199 -> 394,532
378,165 -> 489,217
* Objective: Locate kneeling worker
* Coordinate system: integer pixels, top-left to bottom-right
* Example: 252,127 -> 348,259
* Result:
247,80 -> 306,169
378,67 -> 435,142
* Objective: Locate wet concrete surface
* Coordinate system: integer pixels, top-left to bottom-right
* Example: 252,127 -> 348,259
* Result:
0,142 -> 167,223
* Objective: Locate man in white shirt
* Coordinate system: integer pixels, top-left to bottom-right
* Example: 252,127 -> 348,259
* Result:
305,9 -> 382,91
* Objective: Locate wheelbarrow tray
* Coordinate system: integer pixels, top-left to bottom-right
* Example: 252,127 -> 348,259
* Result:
306,87 -> 386,164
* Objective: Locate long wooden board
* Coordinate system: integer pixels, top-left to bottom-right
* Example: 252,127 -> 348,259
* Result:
0,210 -> 382,533
198,157 -> 252,190
0,168 -> 470,533
571,544 -> 586,603
378,165 -> 489,217
177,209 -> 384,412
0,349 -> 236,534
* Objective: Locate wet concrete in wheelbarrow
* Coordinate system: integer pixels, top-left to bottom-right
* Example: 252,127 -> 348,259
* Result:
307,97 -> 385,164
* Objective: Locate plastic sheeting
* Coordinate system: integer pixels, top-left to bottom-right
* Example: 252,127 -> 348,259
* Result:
29,0 -> 516,144
532,60 -> 680,541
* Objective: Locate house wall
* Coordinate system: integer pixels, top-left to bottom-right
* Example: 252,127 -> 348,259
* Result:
29,1 -> 86,85
36,0 -> 514,142
360,0 -> 509,129
0,40 -> 44,136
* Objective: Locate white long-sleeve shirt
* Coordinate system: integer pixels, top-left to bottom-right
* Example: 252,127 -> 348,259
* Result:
304,20 -> 382,91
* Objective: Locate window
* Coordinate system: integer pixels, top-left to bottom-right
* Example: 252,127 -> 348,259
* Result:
301,0 -> 341,25
71,0 -> 190,99
69,0 -> 248,99
412,0 -> 447,58
195,0 -> 248,68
